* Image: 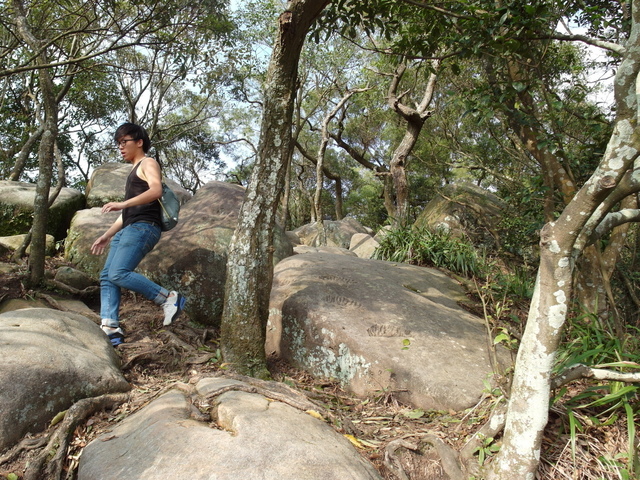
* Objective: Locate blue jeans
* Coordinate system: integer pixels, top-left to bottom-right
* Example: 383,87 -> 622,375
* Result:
100,222 -> 167,326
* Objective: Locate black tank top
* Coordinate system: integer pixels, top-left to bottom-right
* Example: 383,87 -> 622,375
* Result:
122,162 -> 162,228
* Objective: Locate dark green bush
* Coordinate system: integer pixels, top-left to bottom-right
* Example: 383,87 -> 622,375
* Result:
373,225 -> 481,277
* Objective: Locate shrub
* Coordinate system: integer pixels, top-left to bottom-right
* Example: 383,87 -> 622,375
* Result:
373,225 -> 481,277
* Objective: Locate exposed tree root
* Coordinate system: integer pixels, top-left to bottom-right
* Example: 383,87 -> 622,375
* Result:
384,433 -> 469,480
380,398 -> 507,480
0,436 -> 48,466
44,279 -> 100,298
120,348 -> 164,371
199,373 -> 326,413
23,392 -> 129,480
159,329 -> 197,352
35,292 -> 101,323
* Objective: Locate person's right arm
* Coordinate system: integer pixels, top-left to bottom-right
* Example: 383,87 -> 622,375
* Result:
90,215 -> 123,255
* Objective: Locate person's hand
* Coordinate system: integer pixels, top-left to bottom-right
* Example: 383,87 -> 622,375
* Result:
101,201 -> 125,213
91,235 -> 110,255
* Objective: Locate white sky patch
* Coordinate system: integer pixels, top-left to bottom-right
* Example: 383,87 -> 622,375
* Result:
556,22 -> 615,109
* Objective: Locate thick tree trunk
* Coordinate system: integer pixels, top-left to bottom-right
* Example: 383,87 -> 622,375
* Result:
487,6 -> 640,472
220,0 -> 330,377
13,0 -> 59,285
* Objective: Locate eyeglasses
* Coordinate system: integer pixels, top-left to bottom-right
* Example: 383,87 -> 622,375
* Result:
116,138 -> 137,148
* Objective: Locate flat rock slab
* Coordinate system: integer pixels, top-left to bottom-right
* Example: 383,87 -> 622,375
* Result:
0,297 -> 97,318
0,308 -> 130,452
79,377 -> 382,480
267,253 -> 510,411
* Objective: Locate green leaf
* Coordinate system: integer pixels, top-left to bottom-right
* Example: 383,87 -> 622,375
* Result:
513,82 -> 527,92
493,333 -> 510,344
403,409 -> 425,419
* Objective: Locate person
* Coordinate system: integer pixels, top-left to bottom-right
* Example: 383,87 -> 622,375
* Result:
91,122 -> 186,346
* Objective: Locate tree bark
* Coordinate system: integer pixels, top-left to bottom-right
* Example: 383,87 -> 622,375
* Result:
330,128 -> 396,219
296,140 -> 345,220
387,60 -> 438,227
220,0 -> 330,377
12,0 -> 59,285
488,3 -> 640,475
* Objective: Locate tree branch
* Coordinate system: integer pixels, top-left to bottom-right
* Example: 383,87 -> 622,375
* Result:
552,363 -> 640,390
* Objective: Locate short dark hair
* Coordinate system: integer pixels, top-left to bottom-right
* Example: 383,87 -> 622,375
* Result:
114,122 -> 151,153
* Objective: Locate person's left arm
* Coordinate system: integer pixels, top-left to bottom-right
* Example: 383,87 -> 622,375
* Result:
101,157 -> 163,213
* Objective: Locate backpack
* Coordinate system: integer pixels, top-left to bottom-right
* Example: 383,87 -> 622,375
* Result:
159,182 -> 180,231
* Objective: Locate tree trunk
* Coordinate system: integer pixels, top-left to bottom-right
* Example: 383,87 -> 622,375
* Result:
13,0 -> 59,286
387,60 -> 437,227
9,126 -> 43,181
220,0 -> 330,377
488,5 -> 640,474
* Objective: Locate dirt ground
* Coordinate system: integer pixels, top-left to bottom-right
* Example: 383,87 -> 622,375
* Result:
0,257 -> 632,480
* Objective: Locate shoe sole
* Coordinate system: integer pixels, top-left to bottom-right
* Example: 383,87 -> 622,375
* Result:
108,332 -> 125,347
164,295 -> 186,326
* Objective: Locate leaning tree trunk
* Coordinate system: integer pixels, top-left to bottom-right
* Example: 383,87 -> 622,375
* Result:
220,0 -> 330,377
13,0 -> 59,286
487,7 -> 640,475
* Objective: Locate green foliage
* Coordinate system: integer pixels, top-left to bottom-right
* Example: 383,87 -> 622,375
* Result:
475,435 -> 501,466
373,225 -> 481,277
343,172 -> 388,230
555,312 -> 640,371
553,311 -> 640,478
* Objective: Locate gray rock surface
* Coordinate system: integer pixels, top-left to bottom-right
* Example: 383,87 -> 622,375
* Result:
349,233 -> 379,259
414,182 -> 507,251
294,245 -> 356,256
294,218 -> 370,249
54,265 -> 97,291
64,207 -> 120,277
0,180 -> 85,239
0,308 -> 130,452
79,377 -> 382,480
0,233 -> 56,256
266,253 -> 510,411
86,163 -> 191,208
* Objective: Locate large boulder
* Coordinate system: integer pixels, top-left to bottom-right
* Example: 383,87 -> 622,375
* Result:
86,162 -> 191,208
65,181 -> 293,327
294,218 -> 370,249
349,233 -> 379,259
0,233 -> 56,256
294,245 -> 356,256
0,308 -> 130,452
266,252 -> 510,411
414,182 -> 507,251
0,180 -> 85,240
64,207 -> 121,277
79,377 -> 382,480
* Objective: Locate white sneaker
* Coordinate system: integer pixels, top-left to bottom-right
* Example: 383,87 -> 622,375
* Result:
101,325 -> 125,347
163,291 -> 186,326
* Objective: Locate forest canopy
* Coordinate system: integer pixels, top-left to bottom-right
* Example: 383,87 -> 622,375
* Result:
1,0 -> 639,478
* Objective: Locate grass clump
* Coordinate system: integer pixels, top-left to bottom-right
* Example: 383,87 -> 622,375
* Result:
373,225 -> 481,278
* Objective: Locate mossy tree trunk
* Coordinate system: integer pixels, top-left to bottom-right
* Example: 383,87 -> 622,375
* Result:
220,0 -> 330,377
12,0 -> 59,286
